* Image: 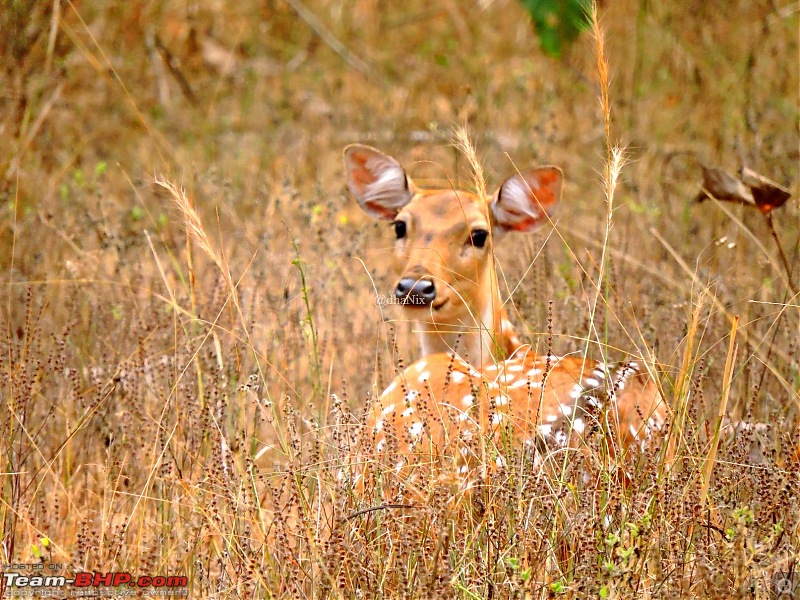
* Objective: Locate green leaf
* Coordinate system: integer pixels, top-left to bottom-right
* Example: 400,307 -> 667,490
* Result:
519,0 -> 591,58
616,546 -> 634,560
550,580 -> 566,593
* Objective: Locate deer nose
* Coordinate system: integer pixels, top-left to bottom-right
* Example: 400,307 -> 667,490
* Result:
394,277 -> 436,306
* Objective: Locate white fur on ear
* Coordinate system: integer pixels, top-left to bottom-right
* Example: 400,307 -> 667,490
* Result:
344,145 -> 413,220
491,166 -> 562,233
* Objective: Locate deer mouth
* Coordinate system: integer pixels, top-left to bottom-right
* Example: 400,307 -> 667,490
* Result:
431,298 -> 449,311
399,297 -> 449,311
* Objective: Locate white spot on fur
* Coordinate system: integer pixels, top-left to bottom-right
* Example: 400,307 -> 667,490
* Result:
510,379 -> 529,389
451,371 -> 466,383
554,431 -> 568,446
414,361 -> 428,373
527,368 -> 542,377
484,363 -> 499,372
382,404 -> 396,416
401,407 -> 414,418
462,394 -> 474,407
459,465 -> 469,474
629,424 -> 639,439
495,455 -> 507,468
395,460 -> 405,472
383,380 -> 397,396
376,439 -> 386,452
492,412 -> 503,425
418,371 -> 430,383
495,394 -> 509,406
507,364 -> 524,372
573,418 -> 585,433
538,424 -> 552,436
405,391 -> 419,403
375,420 -> 384,432
409,421 -> 424,437
546,413 -> 559,423
560,403 -> 573,416
584,378 -> 600,387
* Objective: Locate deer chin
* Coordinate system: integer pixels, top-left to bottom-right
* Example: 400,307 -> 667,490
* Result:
422,301 -> 481,331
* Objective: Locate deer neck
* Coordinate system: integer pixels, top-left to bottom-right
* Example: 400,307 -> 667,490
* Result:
413,268 -> 521,367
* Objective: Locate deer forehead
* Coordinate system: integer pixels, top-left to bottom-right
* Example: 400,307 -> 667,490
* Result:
399,190 -> 490,232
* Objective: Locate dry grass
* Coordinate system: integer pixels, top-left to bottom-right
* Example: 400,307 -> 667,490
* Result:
1,0 -> 799,598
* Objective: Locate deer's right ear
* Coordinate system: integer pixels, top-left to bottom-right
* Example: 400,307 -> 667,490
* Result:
490,166 -> 562,234
344,144 -> 414,220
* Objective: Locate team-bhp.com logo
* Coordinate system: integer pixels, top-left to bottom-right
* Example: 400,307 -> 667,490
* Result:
3,570 -> 188,596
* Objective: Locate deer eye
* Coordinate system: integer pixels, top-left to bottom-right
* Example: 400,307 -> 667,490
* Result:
392,220 -> 407,239
469,229 -> 489,248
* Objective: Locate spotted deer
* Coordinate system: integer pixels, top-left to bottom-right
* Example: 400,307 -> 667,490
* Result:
344,144 -> 668,494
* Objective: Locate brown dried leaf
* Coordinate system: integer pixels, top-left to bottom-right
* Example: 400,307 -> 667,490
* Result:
695,165 -> 792,215
695,166 -> 754,206
739,166 -> 792,214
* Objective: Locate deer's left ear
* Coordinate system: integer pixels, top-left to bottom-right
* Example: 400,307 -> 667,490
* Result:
490,166 -> 562,233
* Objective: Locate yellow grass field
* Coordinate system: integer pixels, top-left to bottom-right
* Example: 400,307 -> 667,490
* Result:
1,1 -> 798,597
